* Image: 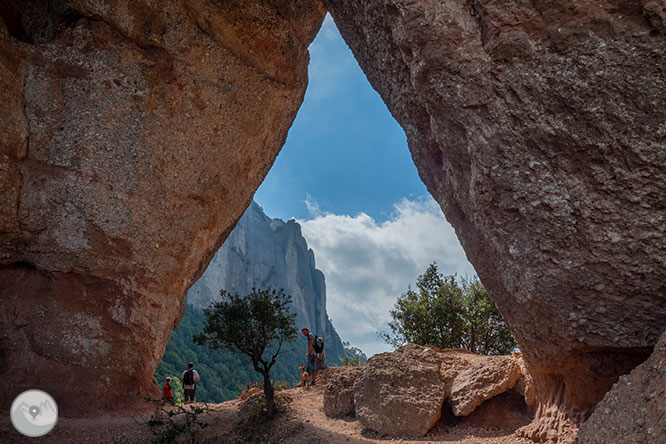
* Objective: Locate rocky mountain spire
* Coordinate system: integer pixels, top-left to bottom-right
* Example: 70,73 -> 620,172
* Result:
187,201 -> 344,361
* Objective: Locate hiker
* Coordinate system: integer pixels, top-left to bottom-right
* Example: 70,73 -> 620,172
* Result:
162,377 -> 174,405
315,347 -> 326,373
180,362 -> 200,404
301,327 -> 324,385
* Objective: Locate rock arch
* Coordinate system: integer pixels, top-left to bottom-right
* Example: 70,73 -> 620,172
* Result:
1,1 -> 665,442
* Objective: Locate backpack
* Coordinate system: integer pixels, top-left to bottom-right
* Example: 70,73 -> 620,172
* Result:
313,335 -> 324,354
183,369 -> 194,385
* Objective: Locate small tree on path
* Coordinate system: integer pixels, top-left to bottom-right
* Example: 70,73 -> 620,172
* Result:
193,287 -> 297,417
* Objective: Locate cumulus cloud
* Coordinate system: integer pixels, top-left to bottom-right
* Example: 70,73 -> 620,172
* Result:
298,196 -> 476,357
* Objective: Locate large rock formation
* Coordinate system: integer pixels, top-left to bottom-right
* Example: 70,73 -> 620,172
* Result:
3,1 -> 665,441
448,354 -> 522,417
186,201 -> 344,360
576,330 -> 666,444
322,0 -> 666,441
352,344 -> 447,437
0,0 -> 324,415
323,366 -> 360,418
327,345 -> 529,437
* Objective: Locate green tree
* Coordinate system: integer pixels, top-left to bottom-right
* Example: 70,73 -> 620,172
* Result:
340,341 -> 367,366
193,288 -> 297,417
380,263 -> 516,355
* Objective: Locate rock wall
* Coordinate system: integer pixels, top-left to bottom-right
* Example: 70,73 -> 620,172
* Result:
0,0 -> 324,415
187,201 -> 345,361
321,0 -> 666,441
576,330 -> 666,444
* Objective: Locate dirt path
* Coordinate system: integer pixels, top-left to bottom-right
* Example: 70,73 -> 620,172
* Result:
1,379 -> 532,443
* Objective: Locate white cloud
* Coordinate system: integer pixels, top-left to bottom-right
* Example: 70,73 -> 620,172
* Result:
298,196 -> 476,357
304,193 -> 322,217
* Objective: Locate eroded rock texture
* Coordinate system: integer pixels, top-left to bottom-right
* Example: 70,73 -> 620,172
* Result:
322,0 -> 666,441
353,344 -> 447,437
0,0 -> 324,414
576,330 -> 666,444
336,345 -> 529,437
323,366 -> 360,418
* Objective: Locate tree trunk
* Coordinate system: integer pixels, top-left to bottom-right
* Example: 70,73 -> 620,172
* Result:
263,372 -> 276,418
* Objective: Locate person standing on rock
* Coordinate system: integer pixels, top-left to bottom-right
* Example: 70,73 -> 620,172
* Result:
180,362 -> 200,404
301,327 -> 324,385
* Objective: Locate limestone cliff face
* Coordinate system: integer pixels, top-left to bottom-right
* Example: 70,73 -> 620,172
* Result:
322,0 -> 666,441
0,0 -> 324,415
188,202 -> 344,360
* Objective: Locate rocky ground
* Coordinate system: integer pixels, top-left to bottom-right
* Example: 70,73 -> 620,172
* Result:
1,368 -> 534,444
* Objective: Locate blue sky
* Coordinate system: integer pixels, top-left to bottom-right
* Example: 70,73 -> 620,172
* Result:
254,15 -> 427,223
254,16 -> 475,357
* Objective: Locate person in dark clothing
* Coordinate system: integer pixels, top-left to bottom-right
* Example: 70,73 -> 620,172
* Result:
180,362 -> 200,404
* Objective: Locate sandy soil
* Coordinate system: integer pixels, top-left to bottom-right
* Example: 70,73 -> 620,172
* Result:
0,373 -> 533,444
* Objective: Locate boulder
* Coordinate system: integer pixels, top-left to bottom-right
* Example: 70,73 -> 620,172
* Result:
448,355 -> 521,417
322,0 -> 666,440
353,344 -> 446,437
0,0 -> 324,414
323,366 -> 361,418
577,330 -> 666,444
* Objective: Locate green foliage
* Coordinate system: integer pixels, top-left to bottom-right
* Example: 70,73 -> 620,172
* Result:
233,394 -> 297,444
272,380 -> 291,391
169,376 -> 185,405
155,304 -> 322,404
147,404 -> 208,444
193,287 -> 298,417
379,263 -> 517,355
340,341 -> 367,366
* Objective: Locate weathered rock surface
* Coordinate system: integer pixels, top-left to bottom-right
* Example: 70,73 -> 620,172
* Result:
0,0 -> 324,415
186,201 -> 344,361
576,330 -> 666,444
353,344 -> 446,437
344,345 -> 529,436
323,0 -> 666,440
448,355 -> 521,417
323,366 -> 361,418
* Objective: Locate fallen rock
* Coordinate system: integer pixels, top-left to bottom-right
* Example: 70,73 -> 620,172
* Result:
353,344 -> 446,437
576,330 -> 666,444
448,355 -> 521,417
349,345 -> 530,437
323,366 -> 361,418
322,0 -> 666,440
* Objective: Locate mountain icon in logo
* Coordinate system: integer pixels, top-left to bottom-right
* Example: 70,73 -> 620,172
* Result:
11,390 -> 58,437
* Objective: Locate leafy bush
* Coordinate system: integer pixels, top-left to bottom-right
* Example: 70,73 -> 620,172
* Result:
147,404 -> 208,444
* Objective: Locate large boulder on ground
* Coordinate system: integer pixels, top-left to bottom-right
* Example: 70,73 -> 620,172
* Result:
324,366 -> 361,418
348,345 -> 529,437
448,355 -> 522,417
322,0 -> 666,441
353,344 -> 446,437
577,330 -> 666,444
0,0 -> 324,415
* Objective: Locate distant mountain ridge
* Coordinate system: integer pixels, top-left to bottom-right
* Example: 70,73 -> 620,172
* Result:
156,202 -> 345,402
188,201 -> 344,359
